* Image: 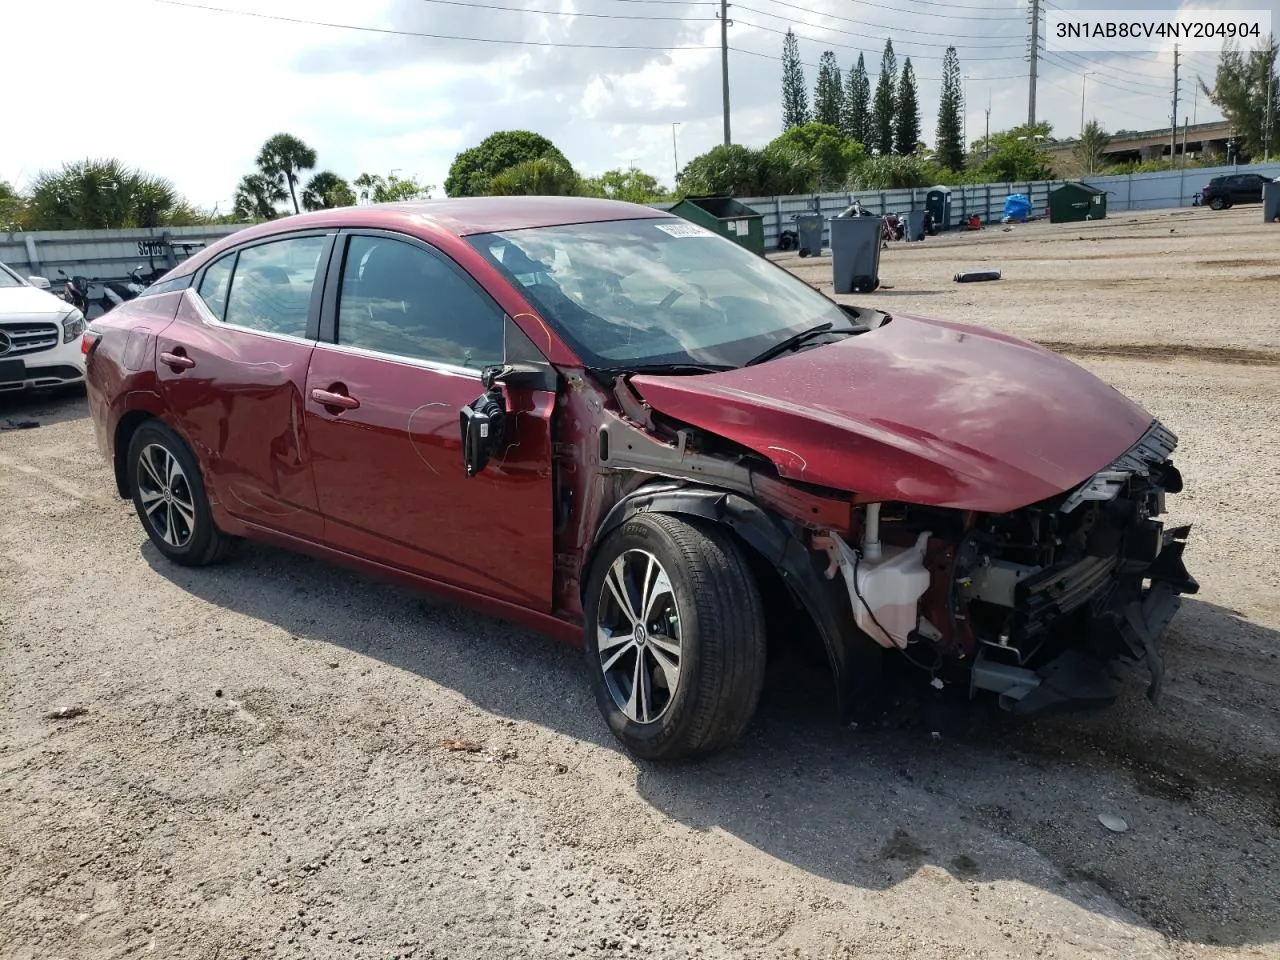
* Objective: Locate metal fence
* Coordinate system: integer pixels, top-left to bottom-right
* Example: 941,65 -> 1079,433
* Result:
0,224 -> 245,285
736,162 -> 1280,250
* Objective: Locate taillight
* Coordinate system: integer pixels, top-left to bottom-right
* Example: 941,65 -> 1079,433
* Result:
81,330 -> 101,358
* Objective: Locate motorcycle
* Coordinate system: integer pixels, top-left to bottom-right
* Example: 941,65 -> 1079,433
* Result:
101,265 -> 152,309
57,269 -> 91,314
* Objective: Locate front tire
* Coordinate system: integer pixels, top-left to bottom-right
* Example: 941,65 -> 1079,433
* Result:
584,514 -> 767,761
127,420 -> 237,567
1209,196 -> 1226,210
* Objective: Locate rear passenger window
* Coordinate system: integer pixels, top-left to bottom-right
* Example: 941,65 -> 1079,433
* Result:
223,236 -> 326,338
197,255 -> 235,320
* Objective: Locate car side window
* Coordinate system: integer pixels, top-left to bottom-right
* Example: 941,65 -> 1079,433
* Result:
197,255 -> 235,320
335,235 -> 504,369
223,236 -> 327,338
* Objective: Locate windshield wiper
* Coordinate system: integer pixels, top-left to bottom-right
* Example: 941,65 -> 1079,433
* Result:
744,321 -> 864,367
617,362 -> 736,375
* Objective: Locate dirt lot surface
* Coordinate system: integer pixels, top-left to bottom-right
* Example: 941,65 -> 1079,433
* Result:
3,206 -> 1279,960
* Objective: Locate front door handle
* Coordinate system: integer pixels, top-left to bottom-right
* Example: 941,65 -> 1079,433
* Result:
159,350 -> 196,370
311,387 -> 360,411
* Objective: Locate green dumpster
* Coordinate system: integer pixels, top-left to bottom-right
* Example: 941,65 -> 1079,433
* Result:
668,195 -> 766,255
1049,181 -> 1107,223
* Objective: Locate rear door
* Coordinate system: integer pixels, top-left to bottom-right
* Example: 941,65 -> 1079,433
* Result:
304,230 -> 555,610
158,231 -> 333,540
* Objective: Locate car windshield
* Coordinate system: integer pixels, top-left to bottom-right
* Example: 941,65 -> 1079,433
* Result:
466,218 -> 853,370
0,262 -> 24,288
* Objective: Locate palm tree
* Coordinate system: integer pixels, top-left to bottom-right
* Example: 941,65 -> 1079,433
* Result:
234,173 -> 287,221
25,159 -> 182,229
302,171 -> 355,210
486,158 -> 580,196
1073,120 -> 1112,176
255,133 -> 317,215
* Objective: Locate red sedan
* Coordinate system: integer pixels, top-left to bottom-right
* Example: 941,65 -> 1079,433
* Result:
84,197 -> 1197,760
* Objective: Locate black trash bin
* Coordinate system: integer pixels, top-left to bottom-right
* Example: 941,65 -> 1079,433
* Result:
1264,180 -> 1280,222
829,216 -> 882,294
925,185 -> 952,232
793,214 -> 825,257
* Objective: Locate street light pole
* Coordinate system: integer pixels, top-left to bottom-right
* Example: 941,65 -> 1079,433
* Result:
1080,72 -> 1092,136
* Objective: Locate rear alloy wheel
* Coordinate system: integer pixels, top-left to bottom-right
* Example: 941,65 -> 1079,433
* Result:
584,513 -> 767,761
127,420 -> 237,566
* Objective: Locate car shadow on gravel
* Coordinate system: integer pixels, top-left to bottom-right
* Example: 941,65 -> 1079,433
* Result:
0,387 -> 89,428
145,540 -> 1280,951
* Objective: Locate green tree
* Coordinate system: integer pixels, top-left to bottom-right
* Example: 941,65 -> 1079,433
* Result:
255,133 -> 317,215
0,180 -> 24,230
935,46 -> 965,172
234,173 -> 287,221
677,143 -> 829,197
1201,39 -> 1279,158
582,168 -> 669,203
894,58 -> 921,155
871,40 -> 897,156
486,157 -> 581,196
24,159 -> 189,230
848,153 -> 931,189
972,122 -> 1055,180
781,29 -> 811,129
445,131 -> 571,197
814,51 -> 843,128
301,171 -> 356,210
842,53 -> 871,145
768,122 -> 866,190
1073,120 -> 1111,175
352,173 -> 434,203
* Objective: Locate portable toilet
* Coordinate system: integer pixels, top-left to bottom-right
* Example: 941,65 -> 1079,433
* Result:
925,186 -> 953,231
668,195 -> 766,255
1049,181 -> 1108,223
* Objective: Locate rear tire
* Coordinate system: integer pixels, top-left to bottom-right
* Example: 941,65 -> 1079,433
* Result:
127,420 -> 238,567
584,514 -> 767,761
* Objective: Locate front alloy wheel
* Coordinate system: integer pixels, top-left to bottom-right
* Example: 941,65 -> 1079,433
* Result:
597,550 -> 684,725
584,513 -> 767,761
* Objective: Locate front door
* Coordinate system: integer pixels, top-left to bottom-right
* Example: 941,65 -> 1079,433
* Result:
158,232 -> 332,540
304,232 -> 555,611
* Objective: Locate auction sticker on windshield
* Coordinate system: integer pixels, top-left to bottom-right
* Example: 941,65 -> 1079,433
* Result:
655,223 -> 715,238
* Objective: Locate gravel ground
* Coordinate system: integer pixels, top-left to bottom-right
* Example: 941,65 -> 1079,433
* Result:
3,206 -> 1279,959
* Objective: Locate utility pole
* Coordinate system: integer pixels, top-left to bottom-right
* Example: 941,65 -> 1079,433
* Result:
1265,32 -> 1275,161
1027,0 -> 1040,127
718,0 -> 732,144
1170,44 -> 1180,162
985,104 -> 991,159
671,122 -> 681,185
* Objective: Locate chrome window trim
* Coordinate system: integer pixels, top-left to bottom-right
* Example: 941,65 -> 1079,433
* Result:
183,287 -> 319,348
311,337 -> 489,380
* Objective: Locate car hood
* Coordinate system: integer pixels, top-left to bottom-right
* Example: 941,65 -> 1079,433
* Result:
629,313 -> 1153,513
0,285 -> 69,316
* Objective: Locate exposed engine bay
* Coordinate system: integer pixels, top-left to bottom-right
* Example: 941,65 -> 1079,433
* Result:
812,420 -> 1198,714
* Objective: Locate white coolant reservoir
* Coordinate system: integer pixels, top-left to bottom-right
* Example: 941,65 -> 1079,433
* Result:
823,530 -> 933,649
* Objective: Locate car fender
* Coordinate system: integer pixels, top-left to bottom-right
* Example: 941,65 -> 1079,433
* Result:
592,482 -> 881,722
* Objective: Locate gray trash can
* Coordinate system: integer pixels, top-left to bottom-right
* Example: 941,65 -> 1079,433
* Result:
904,209 -> 927,242
1264,180 -> 1280,222
829,216 -> 882,294
794,214 -> 825,257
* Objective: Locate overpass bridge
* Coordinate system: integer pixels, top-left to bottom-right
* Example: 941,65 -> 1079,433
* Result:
1045,120 -> 1236,167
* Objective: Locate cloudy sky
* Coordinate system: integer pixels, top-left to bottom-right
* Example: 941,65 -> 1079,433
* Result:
4,0 -> 1274,209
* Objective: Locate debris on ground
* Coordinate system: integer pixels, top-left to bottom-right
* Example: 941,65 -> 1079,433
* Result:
440,738 -> 483,753
954,270 -> 1002,283
43,706 -> 88,720
1098,813 -> 1130,833
2,419 -> 40,431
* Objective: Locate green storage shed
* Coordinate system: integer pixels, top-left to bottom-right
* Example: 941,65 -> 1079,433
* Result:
1049,182 -> 1107,223
668,195 -> 766,255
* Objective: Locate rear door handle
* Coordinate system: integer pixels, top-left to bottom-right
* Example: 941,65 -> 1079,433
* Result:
311,388 -> 360,411
159,350 -> 196,370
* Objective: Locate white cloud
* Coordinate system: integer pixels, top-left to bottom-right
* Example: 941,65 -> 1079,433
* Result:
1,0 -> 1245,209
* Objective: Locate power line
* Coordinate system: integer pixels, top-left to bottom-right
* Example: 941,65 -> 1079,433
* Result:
1040,52 -> 1170,100
150,0 -> 722,50
854,0 -> 1025,18
736,18 -> 1028,58
739,0 -> 1026,40
733,6 -> 1027,50
412,0 -> 717,21
1037,74 -> 1155,126
1048,49 -> 1173,90
729,44 -> 1025,81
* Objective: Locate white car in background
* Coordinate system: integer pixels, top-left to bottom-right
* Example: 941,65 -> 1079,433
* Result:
0,260 -> 87,394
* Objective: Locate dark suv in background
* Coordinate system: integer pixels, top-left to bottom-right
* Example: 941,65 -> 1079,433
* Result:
1200,172 -> 1272,209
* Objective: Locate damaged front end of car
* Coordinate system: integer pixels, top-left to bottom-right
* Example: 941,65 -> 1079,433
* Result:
813,420 -> 1198,716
